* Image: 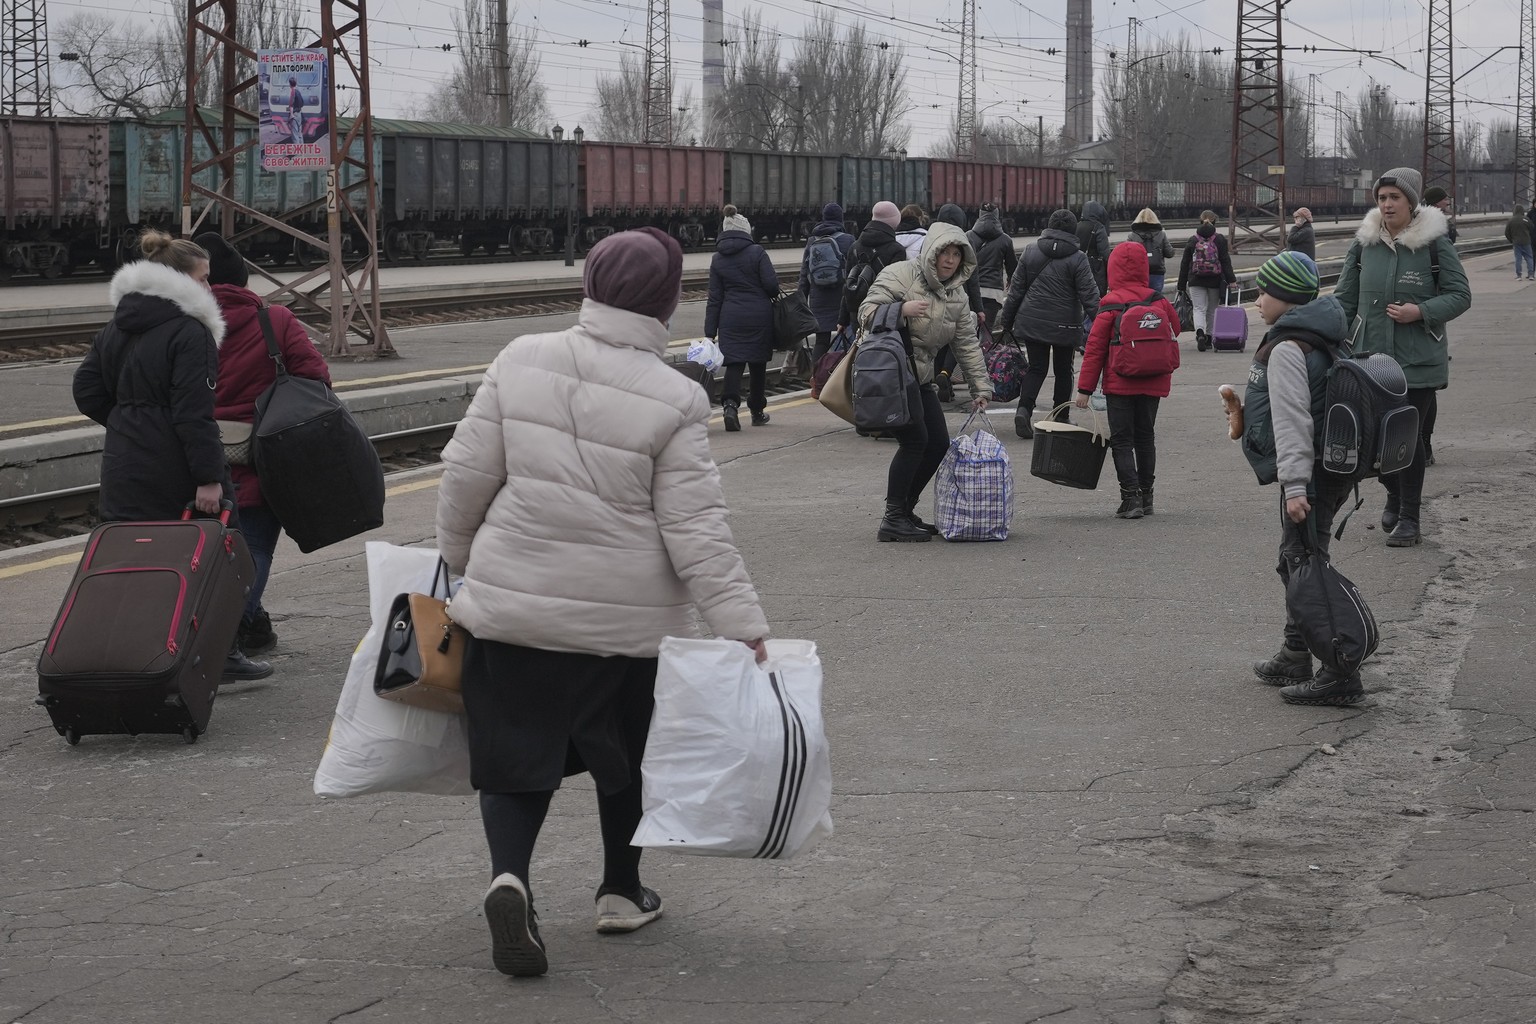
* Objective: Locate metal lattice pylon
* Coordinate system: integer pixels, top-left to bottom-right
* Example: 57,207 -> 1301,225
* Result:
1125,17 -> 1141,179
1421,0 -> 1456,202
1228,0 -> 1286,251
956,0 -> 976,157
1515,0 -> 1534,208
1,0 -> 52,116
642,0 -> 672,144
182,0 -> 391,357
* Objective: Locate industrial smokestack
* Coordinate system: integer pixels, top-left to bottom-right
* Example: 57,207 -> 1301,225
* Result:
702,0 -> 724,141
1065,0 -> 1093,148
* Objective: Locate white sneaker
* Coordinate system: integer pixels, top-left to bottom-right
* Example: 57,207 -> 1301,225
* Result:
594,884 -> 664,933
484,873 -> 547,976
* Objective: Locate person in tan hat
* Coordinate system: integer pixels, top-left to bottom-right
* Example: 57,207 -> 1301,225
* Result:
1286,208 -> 1315,260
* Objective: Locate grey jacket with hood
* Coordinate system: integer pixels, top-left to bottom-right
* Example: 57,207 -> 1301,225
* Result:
996,227 -> 1101,348
967,207 -> 1019,301
1242,295 -> 1350,499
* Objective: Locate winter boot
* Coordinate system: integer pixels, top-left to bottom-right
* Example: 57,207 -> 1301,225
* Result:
1196,329 -> 1210,352
877,501 -> 932,543
1280,667 -> 1365,706
1386,517 -> 1422,547
1115,489 -> 1145,520
1139,488 -> 1154,516
722,400 -> 741,432
1014,409 -> 1034,439
238,609 -> 278,656
1381,495 -> 1400,532
751,409 -> 770,426
1253,645 -> 1313,686
903,499 -> 940,536
935,371 -> 954,403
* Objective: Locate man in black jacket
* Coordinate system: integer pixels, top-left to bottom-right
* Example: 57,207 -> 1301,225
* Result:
997,209 -> 1101,438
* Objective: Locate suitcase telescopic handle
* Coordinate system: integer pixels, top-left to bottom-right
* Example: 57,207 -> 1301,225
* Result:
182,499 -> 236,525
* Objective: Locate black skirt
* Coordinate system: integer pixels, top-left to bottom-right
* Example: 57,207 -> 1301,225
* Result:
460,636 -> 657,795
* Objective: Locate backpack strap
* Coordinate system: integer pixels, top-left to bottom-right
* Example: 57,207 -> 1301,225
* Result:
256,307 -> 289,377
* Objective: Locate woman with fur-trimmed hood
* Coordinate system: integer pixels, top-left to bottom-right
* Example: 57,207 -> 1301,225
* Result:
857,222 -> 992,542
1334,166 -> 1471,549
73,230 -> 229,525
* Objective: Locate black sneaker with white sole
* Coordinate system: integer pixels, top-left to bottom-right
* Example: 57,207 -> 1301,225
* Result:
1279,668 -> 1365,706
594,884 -> 663,933
484,873 -> 547,976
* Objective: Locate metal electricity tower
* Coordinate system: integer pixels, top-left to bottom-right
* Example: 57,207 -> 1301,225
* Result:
1124,17 -> 1141,179
1334,90 -> 1346,168
1515,0 -> 1535,208
1421,0 -> 1456,203
1228,0 -> 1287,251
956,0 -> 977,157
1,0 -> 52,116
493,0 -> 509,128
642,0 -> 672,144
182,0 -> 391,356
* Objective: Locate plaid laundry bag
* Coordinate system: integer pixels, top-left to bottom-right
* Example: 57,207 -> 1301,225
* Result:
933,412 -> 1014,541
981,332 -> 1027,404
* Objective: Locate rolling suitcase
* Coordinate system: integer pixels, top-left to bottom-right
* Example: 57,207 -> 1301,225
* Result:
1211,286 -> 1249,352
36,505 -> 254,745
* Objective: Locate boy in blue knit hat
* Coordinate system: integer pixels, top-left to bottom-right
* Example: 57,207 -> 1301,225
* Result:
1226,251 -> 1365,707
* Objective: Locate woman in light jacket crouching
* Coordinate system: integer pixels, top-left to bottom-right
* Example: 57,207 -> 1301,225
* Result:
858,221 -> 991,543
436,227 -> 770,978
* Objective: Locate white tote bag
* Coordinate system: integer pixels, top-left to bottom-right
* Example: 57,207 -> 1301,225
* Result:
633,637 -> 833,859
313,542 -> 474,798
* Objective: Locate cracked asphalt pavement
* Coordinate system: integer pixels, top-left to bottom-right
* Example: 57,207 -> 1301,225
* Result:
1,254 -> 1532,1023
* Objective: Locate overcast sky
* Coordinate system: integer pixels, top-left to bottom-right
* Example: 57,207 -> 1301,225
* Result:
46,0 -> 1525,156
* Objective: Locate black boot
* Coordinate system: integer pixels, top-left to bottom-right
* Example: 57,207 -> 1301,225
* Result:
1115,488 -> 1145,519
238,608 -> 277,655
1386,517 -> 1421,547
723,400 -> 741,432
1014,409 -> 1034,439
1252,645 -> 1312,686
224,647 -> 273,682
935,372 -> 954,403
877,501 -> 931,542
903,499 -> 940,536
1381,495 -> 1400,532
751,409 -> 770,426
1280,667 -> 1365,706
1139,488 -> 1154,516
1196,329 -> 1210,352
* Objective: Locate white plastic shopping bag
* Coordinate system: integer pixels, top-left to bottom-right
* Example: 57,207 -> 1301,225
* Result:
933,411 -> 1014,541
686,337 -> 725,372
313,542 -> 474,798
633,637 -> 832,858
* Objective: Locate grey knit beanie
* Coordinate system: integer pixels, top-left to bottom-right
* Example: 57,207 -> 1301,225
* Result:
1375,167 -> 1422,209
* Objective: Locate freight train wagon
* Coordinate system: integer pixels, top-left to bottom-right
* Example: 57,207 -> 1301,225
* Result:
1,117 -> 110,278
579,142 -> 724,248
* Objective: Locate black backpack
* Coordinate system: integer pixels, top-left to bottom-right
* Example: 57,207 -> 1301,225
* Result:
1320,351 -> 1419,482
842,247 -> 885,314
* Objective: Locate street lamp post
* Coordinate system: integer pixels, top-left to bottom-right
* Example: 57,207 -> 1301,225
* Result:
553,124 -> 584,266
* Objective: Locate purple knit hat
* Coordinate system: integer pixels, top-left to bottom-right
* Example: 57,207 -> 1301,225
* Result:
582,227 -> 685,322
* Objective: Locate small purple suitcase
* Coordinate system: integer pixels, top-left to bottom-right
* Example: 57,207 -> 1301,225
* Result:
1211,286 -> 1248,352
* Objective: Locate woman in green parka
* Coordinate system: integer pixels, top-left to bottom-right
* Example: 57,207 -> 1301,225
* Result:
1333,166 -> 1471,548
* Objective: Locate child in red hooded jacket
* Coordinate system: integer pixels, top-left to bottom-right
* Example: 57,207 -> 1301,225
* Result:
1076,240 -> 1180,519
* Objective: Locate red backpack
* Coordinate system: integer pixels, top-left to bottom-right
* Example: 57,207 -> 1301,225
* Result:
1102,293 -> 1180,378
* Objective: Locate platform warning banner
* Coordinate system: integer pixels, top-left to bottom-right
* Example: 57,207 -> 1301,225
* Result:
259,49 -> 330,171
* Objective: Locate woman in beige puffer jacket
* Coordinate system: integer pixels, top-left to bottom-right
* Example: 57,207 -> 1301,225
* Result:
857,221 -> 992,542
435,227 -> 769,978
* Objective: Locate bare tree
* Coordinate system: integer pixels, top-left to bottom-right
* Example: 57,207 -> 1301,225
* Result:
931,114 -> 1066,165
414,0 -> 548,129
1344,85 -> 1420,179
53,14 -> 175,118
1484,118 -> 1517,168
705,9 -> 794,150
589,51 -> 699,144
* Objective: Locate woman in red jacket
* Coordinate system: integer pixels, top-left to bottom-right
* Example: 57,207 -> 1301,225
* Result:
1075,241 -> 1180,520
196,233 -> 333,656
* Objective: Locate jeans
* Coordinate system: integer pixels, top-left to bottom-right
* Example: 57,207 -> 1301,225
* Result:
1017,342 -> 1076,415
1514,244 -> 1534,278
1188,285 -> 1226,337
1104,393 -> 1160,491
1380,387 -> 1437,520
1148,273 -> 1166,294
885,384 -> 950,506
722,361 -> 766,413
238,503 -> 283,622
1276,475 -> 1354,651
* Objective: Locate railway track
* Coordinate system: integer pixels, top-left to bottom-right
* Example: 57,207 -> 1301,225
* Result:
0,369 -> 805,549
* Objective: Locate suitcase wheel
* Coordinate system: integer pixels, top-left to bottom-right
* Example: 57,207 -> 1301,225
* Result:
182,726 -> 199,745
63,727 -> 80,746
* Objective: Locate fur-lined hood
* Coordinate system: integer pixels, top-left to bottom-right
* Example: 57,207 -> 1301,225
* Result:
109,260 -> 227,346
1354,204 -> 1449,252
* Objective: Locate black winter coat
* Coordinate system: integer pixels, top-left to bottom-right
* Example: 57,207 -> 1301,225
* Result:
968,209 -> 1019,298
73,261 -> 230,523
837,220 -> 909,328
996,228 -> 1101,348
1286,221 -> 1316,260
1177,224 -> 1238,291
1075,201 -> 1111,293
796,220 -> 855,332
705,230 -> 779,363
1129,224 -> 1175,276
